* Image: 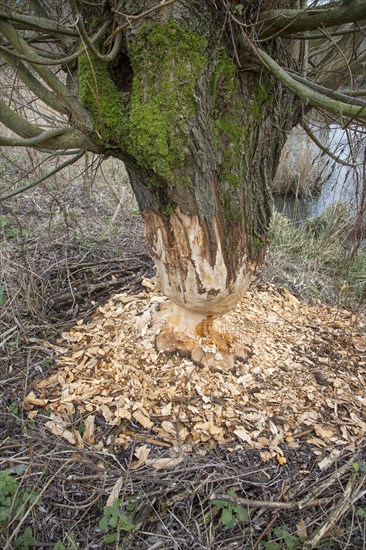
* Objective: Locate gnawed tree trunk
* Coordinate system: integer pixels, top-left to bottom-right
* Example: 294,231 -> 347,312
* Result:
78,1 -> 294,364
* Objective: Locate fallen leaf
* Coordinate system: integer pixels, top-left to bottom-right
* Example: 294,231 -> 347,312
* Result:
130,445 -> 151,470
133,410 -> 153,430
234,428 -> 252,445
146,456 -> 185,470
106,477 -> 124,507
83,415 -> 95,444
296,518 -> 308,538
24,391 -> 49,409
45,420 -> 76,445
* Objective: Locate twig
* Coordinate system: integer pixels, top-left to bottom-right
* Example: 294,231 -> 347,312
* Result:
253,512 -> 279,549
305,473 -> 366,548
297,455 -> 358,509
45,254 -> 149,273
0,151 -> 85,201
4,460 -> 71,549
210,493 -> 329,510
49,280 -> 133,307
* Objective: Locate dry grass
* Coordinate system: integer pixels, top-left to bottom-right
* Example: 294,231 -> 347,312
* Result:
265,206 -> 366,311
272,125 -> 332,198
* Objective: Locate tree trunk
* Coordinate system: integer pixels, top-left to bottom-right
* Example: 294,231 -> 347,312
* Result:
79,1 -> 294,362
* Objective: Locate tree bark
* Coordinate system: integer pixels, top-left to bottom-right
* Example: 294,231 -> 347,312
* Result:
77,0 -> 294,360
111,2 -> 293,350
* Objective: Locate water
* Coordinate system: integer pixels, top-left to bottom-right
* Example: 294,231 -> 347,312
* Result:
274,126 -> 365,222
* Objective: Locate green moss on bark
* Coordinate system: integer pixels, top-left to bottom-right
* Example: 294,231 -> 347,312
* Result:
127,21 -> 207,183
78,50 -> 127,147
249,76 -> 273,122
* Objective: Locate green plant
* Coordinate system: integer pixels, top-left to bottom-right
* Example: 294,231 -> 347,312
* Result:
352,460 -> 366,473
0,467 -> 40,549
211,490 -> 249,528
7,401 -> 19,415
14,526 -> 35,549
53,532 -> 78,550
260,527 -> 302,550
98,498 -> 135,544
0,283 -> 6,306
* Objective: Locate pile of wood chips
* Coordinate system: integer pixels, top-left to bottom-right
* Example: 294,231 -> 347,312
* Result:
25,280 -> 366,468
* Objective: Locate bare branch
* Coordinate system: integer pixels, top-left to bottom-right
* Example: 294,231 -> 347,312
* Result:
0,50 -> 68,114
256,48 -> 366,124
302,120 -> 359,168
0,127 -> 90,150
291,73 -> 366,109
259,1 -> 366,39
0,98 -> 95,151
0,20 -> 109,65
0,150 -> 85,202
291,25 -> 366,40
106,0 -> 177,45
69,0 -> 122,62
0,20 -> 94,131
0,9 -> 78,37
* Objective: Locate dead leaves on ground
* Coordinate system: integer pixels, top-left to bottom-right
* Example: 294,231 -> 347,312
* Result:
25,282 -> 366,468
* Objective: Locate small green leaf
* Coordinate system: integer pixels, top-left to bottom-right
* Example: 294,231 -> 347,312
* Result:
15,526 -> 35,549
120,514 -> 135,532
233,504 -> 248,522
126,501 -> 137,512
98,516 -> 109,532
103,533 -> 117,544
108,516 -> 118,528
356,507 -> 366,518
13,464 -> 28,476
7,402 -> 18,415
265,543 -> 280,550
0,285 -> 6,307
221,508 -> 236,528
0,505 -> 11,523
53,543 -> 67,550
234,4 -> 243,16
104,499 -> 120,518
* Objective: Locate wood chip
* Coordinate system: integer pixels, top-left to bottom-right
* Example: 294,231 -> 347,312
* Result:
26,283 -> 366,461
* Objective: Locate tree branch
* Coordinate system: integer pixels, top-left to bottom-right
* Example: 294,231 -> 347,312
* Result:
0,50 -> 68,114
106,0 -> 177,45
0,98 -> 95,151
291,73 -> 366,109
0,127 -> 89,150
69,0 -> 122,62
0,20 -> 94,131
0,10 -> 78,37
0,20 -> 109,66
0,150 -> 85,202
301,121 -> 359,168
257,48 -> 366,123
259,1 -> 366,39
291,24 -> 366,40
